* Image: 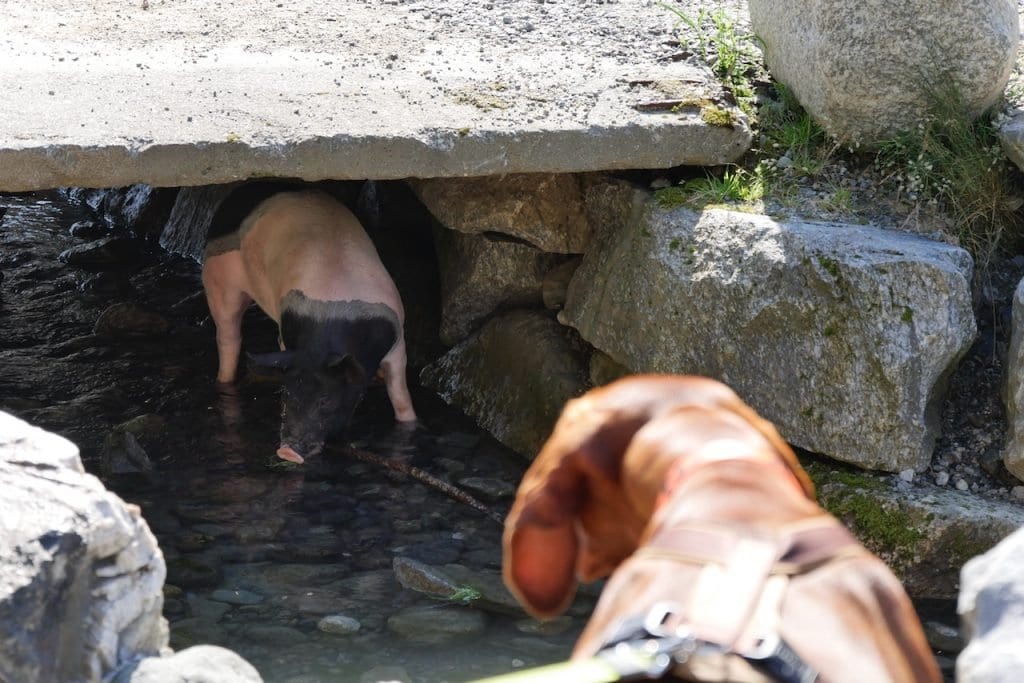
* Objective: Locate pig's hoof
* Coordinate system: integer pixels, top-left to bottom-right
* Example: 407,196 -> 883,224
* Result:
276,445 -> 305,464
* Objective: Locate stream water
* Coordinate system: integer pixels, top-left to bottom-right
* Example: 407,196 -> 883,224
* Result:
0,191 -> 588,683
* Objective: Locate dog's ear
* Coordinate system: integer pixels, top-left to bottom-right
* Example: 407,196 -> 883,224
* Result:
503,461 -> 584,619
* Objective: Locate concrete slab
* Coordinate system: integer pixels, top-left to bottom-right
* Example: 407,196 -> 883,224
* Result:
0,0 -> 751,191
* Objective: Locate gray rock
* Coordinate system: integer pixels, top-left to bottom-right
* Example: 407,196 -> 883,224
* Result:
561,204 -> 975,472
184,594 -> 229,623
359,666 -> 411,683
455,476 -> 517,501
998,111 -> 1024,174
432,225 -> 564,345
1002,277 -> 1024,482
386,605 -> 487,644
94,185 -> 179,239
0,411 -> 167,682
411,174 -> 593,253
59,236 -> 143,269
393,557 -> 524,616
957,527 -> 1024,682
95,302 -> 171,338
209,588 -> 264,606
118,645 -> 262,683
317,614 -> 361,635
810,461 -> 1024,598
749,0 -> 1018,144
420,310 -> 589,458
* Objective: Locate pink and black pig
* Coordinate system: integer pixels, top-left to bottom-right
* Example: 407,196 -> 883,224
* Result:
201,182 -> 417,463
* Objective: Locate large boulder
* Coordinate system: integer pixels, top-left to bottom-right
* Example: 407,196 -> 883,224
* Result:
749,0 -> 1018,144
957,526 -> 1024,682
560,203 -> 976,472
409,174 -> 594,254
432,225 -> 565,345
0,411 -> 167,682
420,310 -> 589,457
1002,277 -> 1024,481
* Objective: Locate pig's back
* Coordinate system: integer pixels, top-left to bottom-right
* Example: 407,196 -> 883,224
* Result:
239,190 -> 403,322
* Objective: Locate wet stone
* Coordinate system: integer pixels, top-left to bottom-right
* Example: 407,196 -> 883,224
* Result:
166,555 -> 225,588
397,537 -> 463,565
210,588 -> 265,606
94,302 -> 171,338
242,624 -> 308,646
186,594 -> 230,622
169,617 -> 229,650
79,272 -> 131,296
360,666 -> 411,683
387,605 -> 487,645
456,476 -> 517,501
317,614 -> 361,635
515,615 -> 575,636
68,219 -> 108,239
58,236 -> 142,269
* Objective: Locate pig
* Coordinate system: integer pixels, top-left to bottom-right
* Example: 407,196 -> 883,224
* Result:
201,182 -> 416,463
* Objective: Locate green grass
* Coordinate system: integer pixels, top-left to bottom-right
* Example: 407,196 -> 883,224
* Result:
875,83 -> 1024,279
661,2 -> 761,113
681,165 -> 766,205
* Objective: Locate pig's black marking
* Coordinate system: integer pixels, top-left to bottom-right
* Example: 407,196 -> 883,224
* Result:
206,180 -> 306,244
279,290 -> 399,378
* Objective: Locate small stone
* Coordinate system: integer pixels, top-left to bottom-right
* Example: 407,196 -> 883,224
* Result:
898,468 -> 915,483
955,478 -> 969,491
210,588 -> 264,605
935,471 -> 950,486
318,614 -> 361,635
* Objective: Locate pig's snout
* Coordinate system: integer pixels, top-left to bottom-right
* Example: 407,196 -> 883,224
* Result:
276,444 -> 306,464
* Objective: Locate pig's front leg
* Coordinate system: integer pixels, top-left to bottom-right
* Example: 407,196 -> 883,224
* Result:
202,261 -> 253,384
381,338 -> 417,422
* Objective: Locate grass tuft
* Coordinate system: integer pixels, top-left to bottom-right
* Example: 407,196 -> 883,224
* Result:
875,84 -> 1024,279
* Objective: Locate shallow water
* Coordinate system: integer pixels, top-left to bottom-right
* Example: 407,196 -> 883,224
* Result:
0,191 -> 587,683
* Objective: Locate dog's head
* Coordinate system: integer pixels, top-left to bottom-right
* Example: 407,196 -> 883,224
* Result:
502,374 -> 814,619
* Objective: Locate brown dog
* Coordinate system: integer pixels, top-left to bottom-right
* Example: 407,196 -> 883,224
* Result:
503,375 -> 941,683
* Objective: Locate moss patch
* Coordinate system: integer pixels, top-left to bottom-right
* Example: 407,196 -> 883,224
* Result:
700,104 -> 736,127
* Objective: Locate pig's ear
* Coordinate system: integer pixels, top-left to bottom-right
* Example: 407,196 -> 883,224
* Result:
247,350 -> 297,371
503,464 -> 584,619
326,354 -> 366,385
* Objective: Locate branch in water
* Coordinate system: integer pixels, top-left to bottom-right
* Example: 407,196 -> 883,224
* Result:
348,447 -> 505,525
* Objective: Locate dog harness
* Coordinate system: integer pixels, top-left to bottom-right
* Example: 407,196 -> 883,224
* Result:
601,515 -> 868,683
473,516 -> 866,683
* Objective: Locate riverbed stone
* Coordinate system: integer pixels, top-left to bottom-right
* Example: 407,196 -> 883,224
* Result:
1001,277 -> 1024,482
116,645 -> 262,683
0,411 -> 167,682
59,236 -> 144,270
432,225 -> 564,345
561,203 -> 976,472
749,0 -> 1018,144
95,302 -> 171,338
387,604 -> 487,645
808,460 -> 1024,599
317,614 -> 361,635
957,526 -> 1024,682
94,185 -> 180,240
420,310 -> 589,458
393,557 -> 524,616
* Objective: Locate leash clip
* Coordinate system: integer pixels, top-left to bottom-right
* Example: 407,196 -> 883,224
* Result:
596,602 -> 700,681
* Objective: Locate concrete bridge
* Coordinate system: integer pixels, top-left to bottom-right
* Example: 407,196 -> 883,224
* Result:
0,0 -> 750,191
